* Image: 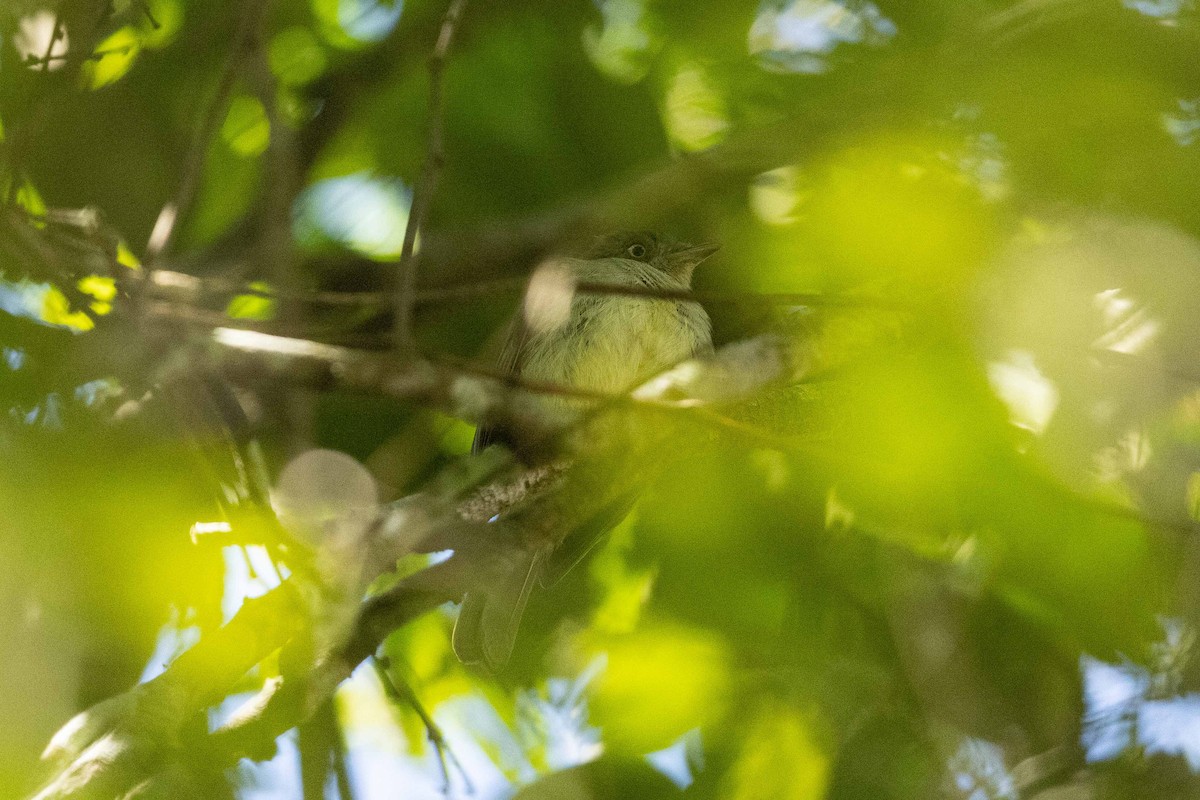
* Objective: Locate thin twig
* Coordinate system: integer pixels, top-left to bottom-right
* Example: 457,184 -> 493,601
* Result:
372,656 -> 474,795
135,0 -> 162,29
39,11 -> 65,73
242,1 -> 300,290
144,2 -> 266,262
156,3 -> 330,456
199,321 -> 667,412
23,43 -> 137,66
393,0 -> 469,351
152,297 -> 1200,545
3,12 -> 64,205
574,281 -> 902,309
140,265 -> 897,309
6,0 -> 158,208
426,350 -> 635,404
143,267 -> 524,305
331,719 -> 357,800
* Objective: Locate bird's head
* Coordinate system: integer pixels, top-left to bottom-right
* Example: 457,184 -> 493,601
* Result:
584,231 -> 719,285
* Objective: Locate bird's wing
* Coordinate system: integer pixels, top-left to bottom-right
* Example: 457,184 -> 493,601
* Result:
472,315 -> 530,454
452,546 -> 543,668
539,489 -> 640,587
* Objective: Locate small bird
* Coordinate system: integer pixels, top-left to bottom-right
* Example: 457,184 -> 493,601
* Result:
454,231 -> 718,667
472,231 -> 718,453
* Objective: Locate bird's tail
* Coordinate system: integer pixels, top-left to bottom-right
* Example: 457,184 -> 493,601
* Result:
452,547 -> 543,669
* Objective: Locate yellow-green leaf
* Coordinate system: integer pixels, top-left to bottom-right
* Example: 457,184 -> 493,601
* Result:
81,27 -> 141,90
222,96 -> 270,158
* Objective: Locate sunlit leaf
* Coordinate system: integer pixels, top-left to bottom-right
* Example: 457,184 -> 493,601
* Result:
662,60 -> 728,152
39,287 -> 93,331
139,0 -> 183,49
269,26 -> 328,86
77,275 -> 115,316
115,240 -> 141,269
439,414 -> 476,456
720,706 -> 830,800
587,621 -> 731,754
225,283 -> 276,320
81,27 -> 141,90
221,96 -> 270,158
582,0 -> 659,84
12,179 -> 46,217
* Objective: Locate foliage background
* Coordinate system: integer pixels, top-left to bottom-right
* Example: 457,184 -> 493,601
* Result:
4,0 -> 1200,798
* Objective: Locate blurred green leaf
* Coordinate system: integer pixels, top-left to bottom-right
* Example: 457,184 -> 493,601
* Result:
270,26 -> 329,86
221,95 -> 270,158
586,620 -> 732,754
80,27 -> 141,90
225,291 -> 276,320
719,705 -> 830,800
512,758 -> 682,800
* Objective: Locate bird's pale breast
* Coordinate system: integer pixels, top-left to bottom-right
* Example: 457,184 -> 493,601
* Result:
520,257 -> 712,395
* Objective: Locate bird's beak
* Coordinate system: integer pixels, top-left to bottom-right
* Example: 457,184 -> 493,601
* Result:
673,241 -> 720,268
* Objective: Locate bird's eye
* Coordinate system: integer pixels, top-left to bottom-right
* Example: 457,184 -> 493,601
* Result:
627,244 -> 647,259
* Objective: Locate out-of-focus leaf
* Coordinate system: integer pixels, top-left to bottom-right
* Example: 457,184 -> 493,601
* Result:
588,514 -> 655,635
661,59 -> 728,152
512,758 -> 682,799
718,705 -> 830,800
115,240 -> 140,269
221,95 -> 270,158
585,620 -> 731,754
796,132 -> 998,290
186,143 -> 262,246
269,26 -> 328,86
225,283 -> 276,320
139,0 -> 183,49
40,286 -> 94,331
81,27 -> 141,90
6,179 -> 47,217
825,714 -> 938,799
77,275 -> 115,314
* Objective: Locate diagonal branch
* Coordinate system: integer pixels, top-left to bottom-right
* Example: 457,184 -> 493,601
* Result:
392,0 -> 469,351
373,656 -> 474,794
144,0 -> 272,263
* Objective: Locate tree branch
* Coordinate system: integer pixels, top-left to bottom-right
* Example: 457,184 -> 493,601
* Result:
144,0 -> 270,263
393,0 -> 469,351
373,657 -> 473,794
140,265 -> 901,310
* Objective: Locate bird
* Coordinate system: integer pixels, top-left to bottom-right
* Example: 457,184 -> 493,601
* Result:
453,231 -> 718,668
